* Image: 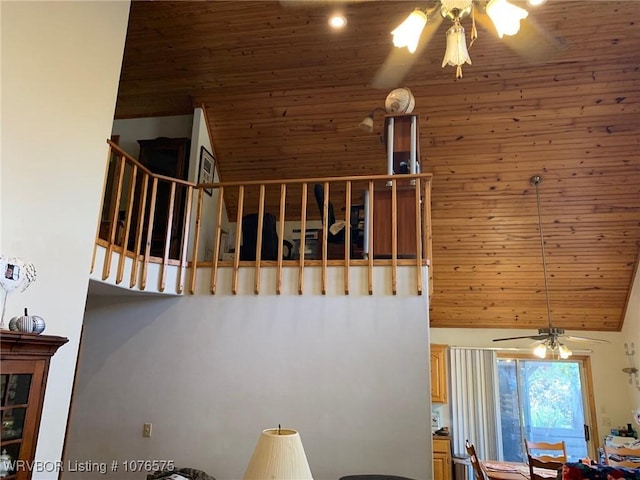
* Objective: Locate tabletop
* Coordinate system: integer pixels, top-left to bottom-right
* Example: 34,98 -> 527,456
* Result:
481,460 -> 559,480
481,461 -> 529,480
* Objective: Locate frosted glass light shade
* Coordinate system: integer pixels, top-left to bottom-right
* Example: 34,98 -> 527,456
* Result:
243,428 -> 313,480
359,115 -> 374,132
558,344 -> 572,359
533,343 -> 547,358
392,9 -> 427,53
486,0 -> 529,38
442,21 -> 471,78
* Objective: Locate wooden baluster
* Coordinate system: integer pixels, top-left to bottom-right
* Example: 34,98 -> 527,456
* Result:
276,184 -> 286,295
116,164 -> 138,285
189,189 -> 204,294
391,179 -> 397,295
424,178 -> 433,298
321,182 -> 329,295
140,177 -> 158,290
92,144 -> 115,274
367,180 -> 374,295
130,172 -> 149,288
177,185 -> 193,294
414,178 -> 423,296
232,185 -> 245,295
254,184 -> 266,294
344,181 -> 351,295
159,181 -> 177,292
211,185 -> 224,294
298,183 -> 308,295
102,154 -> 126,281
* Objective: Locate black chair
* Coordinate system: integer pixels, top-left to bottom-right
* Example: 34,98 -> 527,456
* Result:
240,212 -> 291,261
313,183 -> 345,244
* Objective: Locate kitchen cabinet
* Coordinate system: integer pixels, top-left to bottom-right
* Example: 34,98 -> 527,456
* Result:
431,344 -> 448,404
433,437 -> 452,480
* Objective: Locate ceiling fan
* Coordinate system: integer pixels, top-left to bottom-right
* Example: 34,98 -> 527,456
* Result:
372,0 -> 565,88
492,176 -> 609,358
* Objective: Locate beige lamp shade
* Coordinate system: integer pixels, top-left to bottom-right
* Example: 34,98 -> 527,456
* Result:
243,428 -> 313,480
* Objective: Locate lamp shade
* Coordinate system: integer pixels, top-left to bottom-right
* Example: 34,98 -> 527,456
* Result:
486,0 -> 529,38
441,21 -> 471,78
243,428 -> 313,480
391,9 -> 427,53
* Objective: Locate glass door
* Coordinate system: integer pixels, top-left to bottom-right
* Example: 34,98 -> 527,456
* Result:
498,357 -> 594,462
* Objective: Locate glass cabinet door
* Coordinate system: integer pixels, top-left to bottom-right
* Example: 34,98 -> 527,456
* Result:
0,360 -> 45,480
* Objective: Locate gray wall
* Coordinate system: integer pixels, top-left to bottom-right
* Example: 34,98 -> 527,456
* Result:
65,288 -> 432,480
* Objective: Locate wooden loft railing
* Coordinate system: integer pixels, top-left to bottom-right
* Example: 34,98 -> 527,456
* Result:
92,139 -> 433,296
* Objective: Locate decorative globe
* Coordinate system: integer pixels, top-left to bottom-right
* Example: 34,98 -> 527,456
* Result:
384,87 -> 416,114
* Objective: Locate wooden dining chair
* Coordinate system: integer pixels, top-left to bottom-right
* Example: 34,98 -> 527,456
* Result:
465,439 -> 487,480
527,455 -> 564,480
603,444 -> 640,468
525,440 -> 567,463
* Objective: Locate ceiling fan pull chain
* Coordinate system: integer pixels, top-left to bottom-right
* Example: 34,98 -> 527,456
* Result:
469,6 -> 478,47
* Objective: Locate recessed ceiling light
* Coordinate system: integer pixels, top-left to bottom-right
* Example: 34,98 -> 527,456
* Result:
328,14 -> 347,29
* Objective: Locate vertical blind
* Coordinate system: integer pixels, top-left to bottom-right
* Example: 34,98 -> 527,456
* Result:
449,347 -> 503,461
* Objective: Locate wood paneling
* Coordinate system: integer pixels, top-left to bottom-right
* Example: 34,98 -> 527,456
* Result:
114,0 -> 640,332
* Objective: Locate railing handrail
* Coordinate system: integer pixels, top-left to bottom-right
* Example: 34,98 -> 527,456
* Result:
94,140 -> 433,297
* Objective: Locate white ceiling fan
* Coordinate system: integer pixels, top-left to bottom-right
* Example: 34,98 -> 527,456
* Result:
492,176 -> 609,358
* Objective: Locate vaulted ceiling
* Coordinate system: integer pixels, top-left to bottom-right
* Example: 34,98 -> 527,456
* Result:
114,0 -> 640,333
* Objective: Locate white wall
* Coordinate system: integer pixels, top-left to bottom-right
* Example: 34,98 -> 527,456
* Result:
111,114 -> 194,160
621,265 -> 640,411
0,1 -> 130,477
429,327 -> 633,453
65,268 -> 432,480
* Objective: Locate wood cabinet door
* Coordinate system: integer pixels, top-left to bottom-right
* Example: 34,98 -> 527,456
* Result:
372,187 -> 418,258
430,344 -> 448,404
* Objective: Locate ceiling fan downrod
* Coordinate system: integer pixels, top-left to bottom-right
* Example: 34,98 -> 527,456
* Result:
531,175 -> 553,332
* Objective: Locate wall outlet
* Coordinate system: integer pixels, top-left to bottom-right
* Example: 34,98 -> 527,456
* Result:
602,417 -> 611,427
143,422 -> 152,437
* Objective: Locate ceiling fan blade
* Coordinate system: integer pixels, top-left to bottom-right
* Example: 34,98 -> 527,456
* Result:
563,335 -> 610,344
493,334 -> 549,342
474,11 -> 566,64
371,14 -> 443,89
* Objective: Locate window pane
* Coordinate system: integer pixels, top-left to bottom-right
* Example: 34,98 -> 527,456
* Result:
498,360 -> 525,462
498,358 -> 588,462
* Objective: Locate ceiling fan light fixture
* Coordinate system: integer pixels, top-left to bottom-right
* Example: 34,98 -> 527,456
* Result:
442,19 -> 472,79
527,0 -> 546,6
486,0 -> 529,38
558,344 -> 573,359
391,9 -> 427,53
359,115 -> 374,132
533,343 -> 547,358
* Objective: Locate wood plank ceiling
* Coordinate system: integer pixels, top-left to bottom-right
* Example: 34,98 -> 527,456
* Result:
115,0 -> 640,333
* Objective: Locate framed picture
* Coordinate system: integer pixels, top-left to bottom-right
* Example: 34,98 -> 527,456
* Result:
198,146 -> 215,196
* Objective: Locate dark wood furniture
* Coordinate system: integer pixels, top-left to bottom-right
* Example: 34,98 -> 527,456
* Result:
370,187 -> 419,259
1,331 -> 68,480
136,137 -> 190,258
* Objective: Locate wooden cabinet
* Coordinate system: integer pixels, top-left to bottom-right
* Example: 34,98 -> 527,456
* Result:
136,137 -> 191,258
433,437 -> 452,480
368,187 -> 419,259
430,344 -> 448,404
1,331 -> 68,480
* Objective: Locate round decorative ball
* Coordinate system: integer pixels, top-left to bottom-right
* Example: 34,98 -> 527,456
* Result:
31,315 -> 46,334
